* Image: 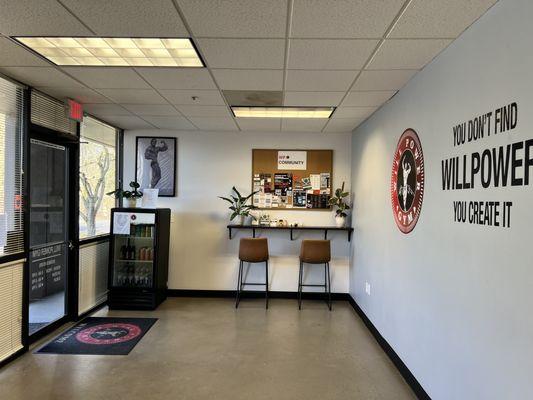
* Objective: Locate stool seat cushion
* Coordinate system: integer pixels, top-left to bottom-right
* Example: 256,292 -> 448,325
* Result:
300,239 -> 331,263
239,238 -> 269,262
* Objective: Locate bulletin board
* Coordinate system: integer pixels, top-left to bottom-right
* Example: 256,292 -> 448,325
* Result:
251,149 -> 333,210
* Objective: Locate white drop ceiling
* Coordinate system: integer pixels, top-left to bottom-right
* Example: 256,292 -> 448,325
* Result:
0,0 -> 498,132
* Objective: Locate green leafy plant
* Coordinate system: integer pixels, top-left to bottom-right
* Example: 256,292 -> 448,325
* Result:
328,182 -> 350,217
107,181 -> 144,200
219,186 -> 258,221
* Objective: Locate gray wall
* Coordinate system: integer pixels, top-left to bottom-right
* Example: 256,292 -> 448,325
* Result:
350,0 -> 533,398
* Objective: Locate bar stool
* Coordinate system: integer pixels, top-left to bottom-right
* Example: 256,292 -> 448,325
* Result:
298,240 -> 332,310
236,238 -> 269,309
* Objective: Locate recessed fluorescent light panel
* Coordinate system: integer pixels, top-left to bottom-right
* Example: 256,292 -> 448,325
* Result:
231,107 -> 335,118
13,37 -> 204,67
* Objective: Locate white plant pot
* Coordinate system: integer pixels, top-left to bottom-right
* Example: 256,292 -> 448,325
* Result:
335,215 -> 346,228
234,215 -> 245,225
126,198 -> 140,208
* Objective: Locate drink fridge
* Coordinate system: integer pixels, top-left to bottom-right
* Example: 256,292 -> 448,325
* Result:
108,208 -> 171,310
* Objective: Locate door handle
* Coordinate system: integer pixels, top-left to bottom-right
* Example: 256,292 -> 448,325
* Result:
68,240 -> 75,251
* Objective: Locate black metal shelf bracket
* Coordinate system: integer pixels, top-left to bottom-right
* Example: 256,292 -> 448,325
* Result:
227,225 -> 353,243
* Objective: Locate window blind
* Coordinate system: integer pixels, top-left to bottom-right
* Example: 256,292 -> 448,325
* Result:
0,77 -> 24,256
30,90 -> 77,135
78,240 -> 109,315
0,260 -> 24,362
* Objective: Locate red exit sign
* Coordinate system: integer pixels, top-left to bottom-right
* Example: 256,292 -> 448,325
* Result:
67,99 -> 83,122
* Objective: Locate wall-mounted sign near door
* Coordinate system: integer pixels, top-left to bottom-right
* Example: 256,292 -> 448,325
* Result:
391,128 -> 425,234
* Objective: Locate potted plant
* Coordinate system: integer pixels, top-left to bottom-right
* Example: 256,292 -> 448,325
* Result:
219,186 -> 258,225
107,181 -> 143,208
329,182 -> 350,228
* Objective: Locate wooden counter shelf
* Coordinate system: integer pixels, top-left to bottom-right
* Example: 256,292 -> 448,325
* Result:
227,224 -> 354,242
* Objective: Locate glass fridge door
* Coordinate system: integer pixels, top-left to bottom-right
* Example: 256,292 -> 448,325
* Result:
111,211 -> 156,289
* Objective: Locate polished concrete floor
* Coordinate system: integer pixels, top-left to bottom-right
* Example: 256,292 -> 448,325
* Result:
0,298 -> 415,400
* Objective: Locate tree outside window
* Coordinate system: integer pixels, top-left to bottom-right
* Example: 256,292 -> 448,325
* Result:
79,118 -> 117,239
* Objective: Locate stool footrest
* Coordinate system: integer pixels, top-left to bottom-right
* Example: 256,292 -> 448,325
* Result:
300,284 -> 326,287
241,282 -> 267,286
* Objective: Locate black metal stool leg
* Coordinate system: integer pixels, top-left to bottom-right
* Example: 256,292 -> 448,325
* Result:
265,260 -> 269,309
324,263 -> 327,294
326,262 -> 331,311
298,261 -> 303,310
235,260 -> 243,308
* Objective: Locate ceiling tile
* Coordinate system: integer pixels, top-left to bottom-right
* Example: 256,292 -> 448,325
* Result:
135,68 -> 217,90
100,115 -> 154,130
160,90 -> 226,105
213,69 -> 284,90
177,0 -> 287,38
288,39 -> 377,70
291,0 -> 405,38
61,67 -> 150,89
143,116 -> 196,130
0,66 -> 84,88
0,0 -> 93,36
36,87 -> 113,104
324,118 -> 363,133
83,103 -> 133,116
176,105 -> 231,117
390,0 -> 497,38
284,92 -> 345,106
236,118 -> 281,132
285,70 -> 357,92
342,91 -> 396,107
0,38 -> 50,66
62,0 -> 188,36
333,106 -> 377,119
198,39 -> 285,69
189,117 -> 238,131
121,104 -> 181,116
281,119 -> 328,132
96,89 -> 168,104
352,70 -> 417,91
368,39 -> 452,70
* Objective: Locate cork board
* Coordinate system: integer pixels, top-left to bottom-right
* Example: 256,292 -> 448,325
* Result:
251,149 -> 333,210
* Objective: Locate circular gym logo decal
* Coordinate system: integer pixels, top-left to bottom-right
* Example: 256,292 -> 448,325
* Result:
75,323 -> 142,345
391,128 -> 425,234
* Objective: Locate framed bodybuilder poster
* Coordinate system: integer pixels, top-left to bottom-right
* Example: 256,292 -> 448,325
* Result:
135,137 -> 176,197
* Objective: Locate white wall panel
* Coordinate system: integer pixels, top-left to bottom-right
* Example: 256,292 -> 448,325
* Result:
123,130 -> 352,293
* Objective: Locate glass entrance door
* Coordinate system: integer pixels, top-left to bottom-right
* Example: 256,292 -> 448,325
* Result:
28,138 -> 69,335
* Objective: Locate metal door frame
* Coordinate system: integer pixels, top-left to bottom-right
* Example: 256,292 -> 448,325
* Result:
26,123 -> 79,344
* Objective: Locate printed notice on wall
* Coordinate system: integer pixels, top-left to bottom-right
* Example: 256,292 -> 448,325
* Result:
441,102 -> 533,228
277,151 -> 307,170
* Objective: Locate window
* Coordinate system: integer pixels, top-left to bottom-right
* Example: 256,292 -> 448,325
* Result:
0,77 -> 24,257
79,117 -> 117,239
